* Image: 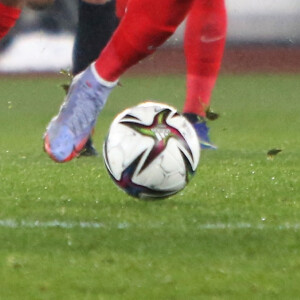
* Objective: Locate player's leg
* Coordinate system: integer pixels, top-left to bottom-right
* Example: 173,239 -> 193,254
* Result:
0,0 -> 22,40
44,0 -> 195,162
0,0 -> 54,40
183,0 -> 227,149
72,0 -> 119,156
115,0 -> 126,18
72,0 -> 118,75
94,0 -> 194,81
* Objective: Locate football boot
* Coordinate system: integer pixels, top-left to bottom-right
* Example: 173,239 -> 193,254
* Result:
44,63 -> 117,162
183,113 -> 217,150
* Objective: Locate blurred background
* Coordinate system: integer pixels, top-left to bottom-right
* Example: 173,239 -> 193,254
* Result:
0,0 -> 299,73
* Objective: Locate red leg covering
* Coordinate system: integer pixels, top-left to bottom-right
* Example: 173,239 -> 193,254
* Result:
183,0 -> 227,117
115,0 -> 127,19
0,2 -> 21,40
95,0 -> 194,82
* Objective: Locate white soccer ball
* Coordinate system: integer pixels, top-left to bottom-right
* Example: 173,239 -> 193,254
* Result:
103,102 -> 200,199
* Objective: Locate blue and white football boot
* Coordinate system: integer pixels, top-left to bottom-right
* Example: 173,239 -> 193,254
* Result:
44,63 -> 118,162
183,113 -> 217,150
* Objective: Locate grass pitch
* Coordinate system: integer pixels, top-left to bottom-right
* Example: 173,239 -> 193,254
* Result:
0,73 -> 300,299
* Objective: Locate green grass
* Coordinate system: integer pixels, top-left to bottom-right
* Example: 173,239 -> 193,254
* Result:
0,73 -> 300,299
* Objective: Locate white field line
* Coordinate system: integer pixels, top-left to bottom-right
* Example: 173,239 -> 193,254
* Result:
0,219 -> 300,230
0,219 -> 105,229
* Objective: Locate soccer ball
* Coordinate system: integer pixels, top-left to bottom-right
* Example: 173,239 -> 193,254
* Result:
103,102 -> 200,199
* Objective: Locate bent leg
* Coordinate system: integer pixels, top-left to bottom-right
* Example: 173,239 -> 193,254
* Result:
95,0 -> 195,81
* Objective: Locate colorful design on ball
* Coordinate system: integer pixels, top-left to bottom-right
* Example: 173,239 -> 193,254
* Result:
113,152 -> 176,199
120,109 -> 194,174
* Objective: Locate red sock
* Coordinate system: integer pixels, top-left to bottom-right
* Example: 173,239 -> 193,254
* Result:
95,0 -> 194,82
183,0 -> 227,117
0,2 -> 21,40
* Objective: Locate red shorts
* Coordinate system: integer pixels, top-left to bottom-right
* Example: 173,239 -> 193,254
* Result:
116,0 -> 128,18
